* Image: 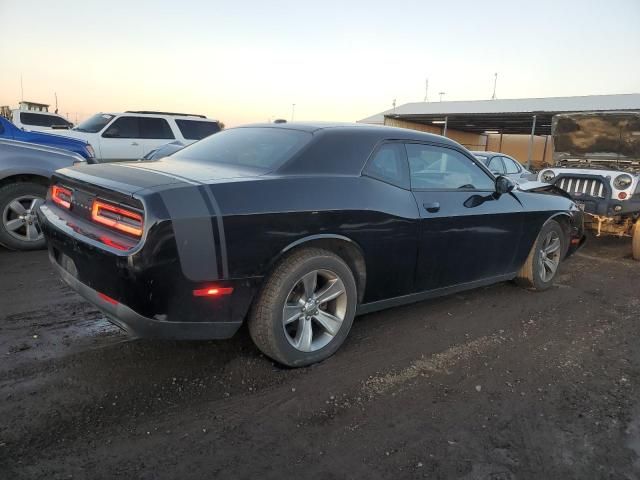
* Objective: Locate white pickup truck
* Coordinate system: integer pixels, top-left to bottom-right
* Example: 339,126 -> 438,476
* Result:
55,111 -> 221,161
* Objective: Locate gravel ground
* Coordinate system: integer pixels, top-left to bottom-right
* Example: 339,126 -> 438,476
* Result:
1,236 -> 639,479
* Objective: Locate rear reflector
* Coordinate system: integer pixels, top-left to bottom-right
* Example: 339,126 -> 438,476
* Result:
193,287 -> 234,297
91,199 -> 143,237
51,185 -> 72,209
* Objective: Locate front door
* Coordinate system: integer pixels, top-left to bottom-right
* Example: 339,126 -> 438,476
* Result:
406,143 -> 524,291
99,116 -> 144,161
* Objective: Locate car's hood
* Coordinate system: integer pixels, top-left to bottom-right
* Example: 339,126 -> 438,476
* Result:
538,167 -> 639,178
16,128 -> 90,147
516,180 -> 573,200
52,129 -> 93,142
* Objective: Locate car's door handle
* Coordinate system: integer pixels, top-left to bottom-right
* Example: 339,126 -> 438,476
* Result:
131,142 -> 139,146
423,202 -> 440,213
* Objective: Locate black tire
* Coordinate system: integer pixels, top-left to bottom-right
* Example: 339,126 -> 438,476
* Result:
0,182 -> 47,251
248,247 -> 357,367
515,220 -> 566,291
632,220 -> 640,261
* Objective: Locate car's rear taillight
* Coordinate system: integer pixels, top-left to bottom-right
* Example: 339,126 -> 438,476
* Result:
91,199 -> 143,237
51,185 -> 72,209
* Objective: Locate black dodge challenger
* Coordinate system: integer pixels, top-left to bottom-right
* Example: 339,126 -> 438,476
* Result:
38,123 -> 585,366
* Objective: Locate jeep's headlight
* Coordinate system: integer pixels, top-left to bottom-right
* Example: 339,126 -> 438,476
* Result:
541,170 -> 555,183
613,174 -> 632,190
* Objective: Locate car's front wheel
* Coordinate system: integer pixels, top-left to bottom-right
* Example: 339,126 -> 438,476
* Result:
515,220 -> 566,290
249,248 -> 357,367
0,182 -> 47,251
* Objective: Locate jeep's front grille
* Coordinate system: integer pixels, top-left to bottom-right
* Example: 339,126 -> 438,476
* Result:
556,177 -> 606,198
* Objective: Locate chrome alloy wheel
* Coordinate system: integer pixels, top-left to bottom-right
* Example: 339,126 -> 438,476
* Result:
539,230 -> 561,282
282,269 -> 348,352
2,195 -> 44,243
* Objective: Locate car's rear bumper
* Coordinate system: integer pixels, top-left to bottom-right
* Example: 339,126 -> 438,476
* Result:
50,254 -> 242,339
38,202 -> 256,340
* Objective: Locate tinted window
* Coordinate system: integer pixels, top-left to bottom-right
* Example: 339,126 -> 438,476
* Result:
20,112 -> 71,128
139,117 -> 174,139
364,143 -> 409,189
172,127 -> 312,171
103,116 -> 140,138
487,156 -> 505,174
76,114 -> 115,133
175,119 -> 221,140
503,156 -> 522,174
406,144 -> 495,190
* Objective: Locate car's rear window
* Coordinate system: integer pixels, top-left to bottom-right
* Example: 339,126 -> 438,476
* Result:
175,119 -> 221,140
172,127 -> 312,171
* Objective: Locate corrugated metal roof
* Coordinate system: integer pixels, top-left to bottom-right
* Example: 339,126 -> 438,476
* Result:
358,93 -> 640,125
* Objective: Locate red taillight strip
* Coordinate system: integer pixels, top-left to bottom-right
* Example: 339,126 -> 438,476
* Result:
51,185 -> 72,209
193,287 -> 234,297
91,200 -> 143,237
98,292 -> 119,305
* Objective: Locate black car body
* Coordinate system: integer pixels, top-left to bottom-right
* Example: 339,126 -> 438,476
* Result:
38,123 -> 585,365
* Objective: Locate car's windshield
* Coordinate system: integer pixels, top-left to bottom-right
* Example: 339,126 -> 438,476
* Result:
74,113 -> 115,133
171,127 -> 312,171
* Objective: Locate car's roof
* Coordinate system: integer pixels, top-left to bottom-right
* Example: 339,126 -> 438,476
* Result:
237,122 -> 461,147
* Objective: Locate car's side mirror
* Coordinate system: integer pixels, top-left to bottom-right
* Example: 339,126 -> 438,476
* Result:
495,175 -> 515,194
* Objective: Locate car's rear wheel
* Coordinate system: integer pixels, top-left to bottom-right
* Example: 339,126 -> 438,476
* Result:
632,219 -> 640,261
248,248 -> 357,367
515,220 -> 565,290
0,182 -> 47,251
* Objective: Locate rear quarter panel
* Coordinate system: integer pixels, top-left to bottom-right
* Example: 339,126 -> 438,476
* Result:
209,175 -> 420,303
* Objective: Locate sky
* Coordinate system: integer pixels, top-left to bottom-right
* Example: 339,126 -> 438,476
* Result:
1,0 -> 639,127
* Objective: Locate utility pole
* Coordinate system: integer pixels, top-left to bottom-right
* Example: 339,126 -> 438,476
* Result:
54,92 -> 58,114
291,104 -> 296,122
438,91 -> 446,102
491,72 -> 498,100
392,98 -> 396,113
424,78 -> 429,102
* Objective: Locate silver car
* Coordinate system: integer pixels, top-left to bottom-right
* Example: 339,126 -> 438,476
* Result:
0,139 -> 86,250
472,151 -> 534,183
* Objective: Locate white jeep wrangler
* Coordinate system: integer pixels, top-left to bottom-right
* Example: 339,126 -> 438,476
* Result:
538,112 -> 640,260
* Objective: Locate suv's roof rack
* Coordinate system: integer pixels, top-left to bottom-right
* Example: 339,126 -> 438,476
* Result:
125,110 -> 207,119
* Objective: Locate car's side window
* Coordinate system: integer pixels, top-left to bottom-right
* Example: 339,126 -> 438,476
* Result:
487,156 -> 505,174
406,144 -> 495,191
503,156 -> 522,174
102,117 -> 140,138
139,117 -> 175,139
363,143 -> 410,189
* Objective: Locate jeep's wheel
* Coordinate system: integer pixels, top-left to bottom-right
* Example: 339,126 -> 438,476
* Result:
516,220 -> 565,291
249,248 -> 357,367
0,182 -> 47,251
632,220 -> 640,261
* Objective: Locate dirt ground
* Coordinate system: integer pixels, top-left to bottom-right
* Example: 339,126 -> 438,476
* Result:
1,236 -> 639,480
